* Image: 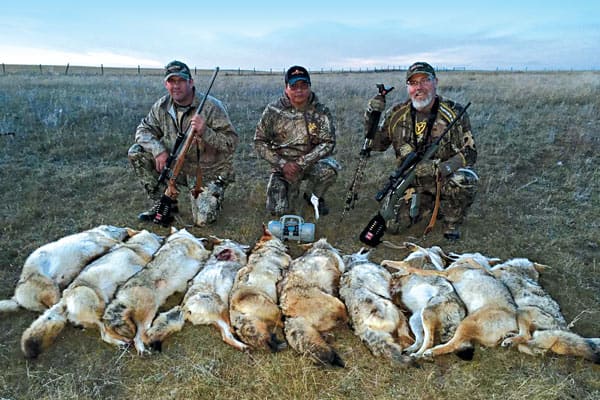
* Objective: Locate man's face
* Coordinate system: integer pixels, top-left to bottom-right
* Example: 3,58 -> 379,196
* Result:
284,80 -> 311,108
164,76 -> 195,106
407,73 -> 437,111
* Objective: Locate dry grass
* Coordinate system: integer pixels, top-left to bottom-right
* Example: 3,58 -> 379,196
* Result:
0,68 -> 598,400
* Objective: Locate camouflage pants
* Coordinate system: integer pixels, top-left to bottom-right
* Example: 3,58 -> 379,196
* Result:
266,158 -> 339,216
128,144 -> 230,226
380,168 -> 478,234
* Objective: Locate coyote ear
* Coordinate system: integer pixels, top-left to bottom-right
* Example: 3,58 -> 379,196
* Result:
126,228 -> 140,237
533,262 -> 549,272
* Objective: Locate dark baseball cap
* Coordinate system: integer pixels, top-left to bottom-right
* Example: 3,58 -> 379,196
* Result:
285,65 -> 311,85
406,61 -> 436,81
164,60 -> 192,81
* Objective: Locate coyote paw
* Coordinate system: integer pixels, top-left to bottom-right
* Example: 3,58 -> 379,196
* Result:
501,337 -> 514,348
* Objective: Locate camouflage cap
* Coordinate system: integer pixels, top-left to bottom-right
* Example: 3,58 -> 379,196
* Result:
406,61 -> 436,82
164,60 -> 192,81
285,65 -> 311,85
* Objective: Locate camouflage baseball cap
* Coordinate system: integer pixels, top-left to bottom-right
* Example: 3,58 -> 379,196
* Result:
164,60 -> 192,81
285,65 -> 311,85
406,61 -> 436,82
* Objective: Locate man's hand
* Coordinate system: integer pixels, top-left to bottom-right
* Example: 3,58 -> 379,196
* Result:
282,161 -> 302,183
414,159 -> 439,178
367,94 -> 386,113
155,151 -> 169,172
190,114 -> 207,138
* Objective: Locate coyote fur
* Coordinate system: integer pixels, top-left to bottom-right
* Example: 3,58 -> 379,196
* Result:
229,226 -> 291,352
145,237 -> 250,351
386,243 -> 467,358
279,238 -> 348,367
490,258 -> 599,363
383,254 -> 519,358
20,230 -> 163,358
340,249 -> 416,366
102,228 -> 210,354
0,225 -> 133,313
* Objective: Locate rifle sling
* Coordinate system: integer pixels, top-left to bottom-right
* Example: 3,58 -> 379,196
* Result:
424,172 -> 442,234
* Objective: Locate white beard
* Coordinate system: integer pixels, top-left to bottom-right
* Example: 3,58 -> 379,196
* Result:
411,93 -> 434,111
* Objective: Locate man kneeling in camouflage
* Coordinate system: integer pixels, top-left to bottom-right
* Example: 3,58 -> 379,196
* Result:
128,60 -> 238,226
366,62 -> 478,240
254,65 -> 339,217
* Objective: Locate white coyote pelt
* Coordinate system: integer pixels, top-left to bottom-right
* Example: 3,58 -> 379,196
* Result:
20,230 -> 163,358
145,236 -> 250,352
0,225 -> 134,313
102,227 -> 210,354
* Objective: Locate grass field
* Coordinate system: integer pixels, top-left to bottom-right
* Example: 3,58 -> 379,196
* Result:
0,67 -> 598,399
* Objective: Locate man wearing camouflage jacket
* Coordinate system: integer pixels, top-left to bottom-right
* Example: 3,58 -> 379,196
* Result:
254,65 -> 339,217
367,61 -> 478,240
128,60 -> 238,226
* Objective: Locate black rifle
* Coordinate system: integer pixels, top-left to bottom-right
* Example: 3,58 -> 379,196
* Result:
359,101 -> 471,246
341,83 -> 394,220
152,67 -> 220,226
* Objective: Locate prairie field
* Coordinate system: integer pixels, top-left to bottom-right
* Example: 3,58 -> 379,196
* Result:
0,67 -> 598,400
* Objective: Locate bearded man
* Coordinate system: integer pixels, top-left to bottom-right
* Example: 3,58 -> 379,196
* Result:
366,61 -> 478,240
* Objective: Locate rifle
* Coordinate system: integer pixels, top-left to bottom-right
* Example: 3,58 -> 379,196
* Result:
152,67 -> 220,226
359,101 -> 471,246
341,83 -> 394,220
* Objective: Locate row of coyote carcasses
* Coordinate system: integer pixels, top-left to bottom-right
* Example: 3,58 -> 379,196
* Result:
1,225 -> 598,366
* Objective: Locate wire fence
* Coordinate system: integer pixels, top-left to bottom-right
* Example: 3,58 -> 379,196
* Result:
0,63 -> 480,77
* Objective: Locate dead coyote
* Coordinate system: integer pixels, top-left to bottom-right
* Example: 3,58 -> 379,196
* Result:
279,238 -> 348,367
229,226 -> 291,352
0,225 -> 133,313
145,237 -> 250,351
340,248 -> 416,366
20,230 -> 163,358
102,228 -> 210,354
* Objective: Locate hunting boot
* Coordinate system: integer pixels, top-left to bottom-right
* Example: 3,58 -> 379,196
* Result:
138,199 -> 178,222
443,222 -> 461,241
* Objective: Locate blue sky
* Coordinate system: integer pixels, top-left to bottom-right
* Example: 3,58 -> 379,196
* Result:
1,1 -> 598,70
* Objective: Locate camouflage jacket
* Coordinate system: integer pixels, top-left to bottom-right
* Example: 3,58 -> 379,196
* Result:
135,89 -> 238,179
254,92 -> 336,171
372,96 -> 476,169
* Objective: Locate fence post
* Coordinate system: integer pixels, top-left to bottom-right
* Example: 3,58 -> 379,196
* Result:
2,63 -> 5,75
64,63 -> 70,75
138,65 -> 141,75
39,64 -> 43,74
101,64 -> 104,75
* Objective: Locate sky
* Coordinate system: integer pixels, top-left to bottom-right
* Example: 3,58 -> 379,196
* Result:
1,1 -> 599,71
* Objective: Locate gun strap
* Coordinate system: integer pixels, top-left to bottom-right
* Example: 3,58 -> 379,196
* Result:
424,171 -> 442,234
191,143 -> 203,199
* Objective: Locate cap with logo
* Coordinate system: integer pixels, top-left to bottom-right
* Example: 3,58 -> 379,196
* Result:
406,62 -> 436,82
164,60 -> 192,81
285,65 -> 311,85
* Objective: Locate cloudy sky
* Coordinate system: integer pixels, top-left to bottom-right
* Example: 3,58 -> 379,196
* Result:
1,1 -> 598,71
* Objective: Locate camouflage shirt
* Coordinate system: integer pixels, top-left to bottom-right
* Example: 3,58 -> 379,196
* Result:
135,89 -> 238,178
254,92 -> 336,171
372,96 -> 476,168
